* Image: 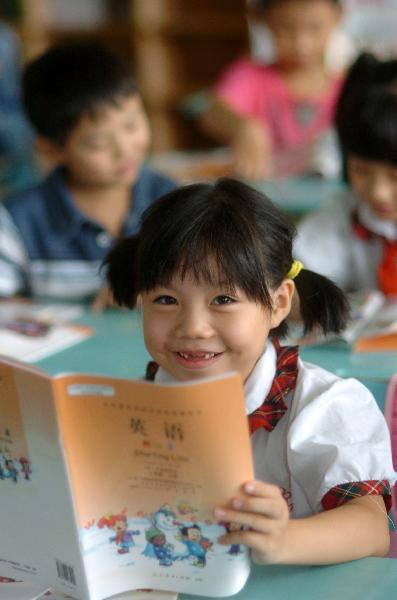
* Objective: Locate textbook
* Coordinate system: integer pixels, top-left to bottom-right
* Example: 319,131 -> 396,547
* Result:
287,290 -> 397,352
0,301 -> 91,362
0,357 -> 254,600
347,291 -> 397,352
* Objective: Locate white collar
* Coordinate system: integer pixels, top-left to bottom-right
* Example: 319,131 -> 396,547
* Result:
155,342 -> 277,416
356,196 -> 397,241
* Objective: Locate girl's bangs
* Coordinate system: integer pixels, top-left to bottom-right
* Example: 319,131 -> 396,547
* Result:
140,230 -> 271,305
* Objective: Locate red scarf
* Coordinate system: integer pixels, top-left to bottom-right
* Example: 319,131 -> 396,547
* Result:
352,212 -> 397,296
248,340 -> 299,434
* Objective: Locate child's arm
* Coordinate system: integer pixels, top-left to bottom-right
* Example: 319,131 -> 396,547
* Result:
215,480 -> 390,565
199,97 -> 273,180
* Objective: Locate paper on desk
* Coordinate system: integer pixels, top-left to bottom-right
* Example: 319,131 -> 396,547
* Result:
31,590 -> 178,600
0,301 -> 91,362
0,581 -> 51,600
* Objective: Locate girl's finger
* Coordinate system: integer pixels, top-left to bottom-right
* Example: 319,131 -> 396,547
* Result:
230,495 -> 287,520
218,529 -> 276,557
241,480 -> 284,499
214,506 -> 280,534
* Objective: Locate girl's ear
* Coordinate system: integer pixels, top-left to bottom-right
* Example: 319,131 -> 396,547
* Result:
270,279 -> 294,328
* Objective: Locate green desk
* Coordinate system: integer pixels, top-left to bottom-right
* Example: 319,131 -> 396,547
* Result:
255,177 -> 344,216
184,560 -> 397,600
300,341 -> 397,412
34,309 -> 397,600
149,150 -> 344,217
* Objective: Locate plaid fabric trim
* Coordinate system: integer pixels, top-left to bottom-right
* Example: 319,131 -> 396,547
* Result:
322,480 -> 393,512
248,340 -> 299,435
145,361 -> 159,381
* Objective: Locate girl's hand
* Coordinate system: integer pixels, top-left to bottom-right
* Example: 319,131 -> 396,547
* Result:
91,285 -> 117,312
214,480 -> 290,564
232,119 -> 273,180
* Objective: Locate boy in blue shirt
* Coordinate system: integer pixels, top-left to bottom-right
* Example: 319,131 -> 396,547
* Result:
0,42 -> 176,303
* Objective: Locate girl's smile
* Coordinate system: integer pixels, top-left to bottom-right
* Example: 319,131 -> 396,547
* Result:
173,349 -> 224,370
141,272 -> 292,383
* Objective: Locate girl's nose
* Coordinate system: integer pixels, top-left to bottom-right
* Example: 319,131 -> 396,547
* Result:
112,133 -> 132,159
175,308 -> 213,339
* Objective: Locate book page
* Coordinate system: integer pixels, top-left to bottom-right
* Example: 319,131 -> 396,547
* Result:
0,359 -> 88,599
54,373 -> 254,600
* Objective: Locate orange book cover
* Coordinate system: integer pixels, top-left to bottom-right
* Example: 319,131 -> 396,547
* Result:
0,357 -> 254,600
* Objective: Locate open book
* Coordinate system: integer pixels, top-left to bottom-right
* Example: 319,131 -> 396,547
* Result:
0,357 -> 254,600
0,301 -> 92,362
287,290 -> 397,352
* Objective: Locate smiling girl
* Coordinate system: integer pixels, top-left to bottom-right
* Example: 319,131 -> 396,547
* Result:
105,177 -> 396,564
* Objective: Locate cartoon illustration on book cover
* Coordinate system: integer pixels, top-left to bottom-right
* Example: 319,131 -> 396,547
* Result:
82,500 -> 244,580
0,363 -> 33,485
97,510 -> 140,554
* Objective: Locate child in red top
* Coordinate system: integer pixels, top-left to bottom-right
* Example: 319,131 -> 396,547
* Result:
200,0 -> 344,179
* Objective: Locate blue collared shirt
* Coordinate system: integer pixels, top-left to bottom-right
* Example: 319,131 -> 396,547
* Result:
0,165 -> 176,300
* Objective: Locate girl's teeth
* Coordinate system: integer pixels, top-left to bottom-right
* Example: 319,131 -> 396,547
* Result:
179,352 -> 215,359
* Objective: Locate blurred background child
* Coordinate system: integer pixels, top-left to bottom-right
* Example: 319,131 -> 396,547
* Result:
199,0 -> 344,180
294,52 -> 397,296
0,41 -> 176,304
0,19 -> 37,196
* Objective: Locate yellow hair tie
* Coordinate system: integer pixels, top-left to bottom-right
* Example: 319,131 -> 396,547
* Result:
286,260 -> 304,279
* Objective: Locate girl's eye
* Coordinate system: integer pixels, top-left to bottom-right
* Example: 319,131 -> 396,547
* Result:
349,161 -> 368,175
212,295 -> 235,305
154,295 -> 177,305
83,139 -> 108,151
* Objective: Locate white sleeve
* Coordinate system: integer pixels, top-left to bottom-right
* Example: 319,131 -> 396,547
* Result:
288,364 -> 397,512
0,204 -> 29,296
293,203 -> 354,291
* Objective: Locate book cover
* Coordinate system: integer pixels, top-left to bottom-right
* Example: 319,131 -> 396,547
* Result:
0,357 -> 254,600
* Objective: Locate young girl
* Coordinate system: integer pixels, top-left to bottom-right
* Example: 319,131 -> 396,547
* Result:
199,0 -> 344,180
105,177 -> 396,565
295,52 -> 397,295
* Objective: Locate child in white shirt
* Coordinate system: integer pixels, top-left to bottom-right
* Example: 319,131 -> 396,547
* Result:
295,52 -> 397,295
105,177 -> 396,564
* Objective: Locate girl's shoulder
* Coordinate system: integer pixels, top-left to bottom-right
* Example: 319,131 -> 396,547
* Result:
291,358 -> 382,427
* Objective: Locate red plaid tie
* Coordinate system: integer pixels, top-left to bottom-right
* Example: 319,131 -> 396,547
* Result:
352,212 -> 397,296
248,341 -> 299,435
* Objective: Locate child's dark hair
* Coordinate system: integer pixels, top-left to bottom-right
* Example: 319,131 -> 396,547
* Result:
248,0 -> 340,12
105,178 -> 348,338
22,41 -> 138,145
335,52 -> 397,180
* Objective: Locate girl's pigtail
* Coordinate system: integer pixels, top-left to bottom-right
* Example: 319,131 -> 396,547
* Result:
103,236 -> 140,308
294,269 -> 350,336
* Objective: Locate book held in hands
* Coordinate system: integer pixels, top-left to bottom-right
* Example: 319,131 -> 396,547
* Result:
0,357 -> 254,600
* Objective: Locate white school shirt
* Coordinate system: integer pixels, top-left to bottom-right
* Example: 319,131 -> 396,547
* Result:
155,342 -> 397,518
294,188 -> 397,293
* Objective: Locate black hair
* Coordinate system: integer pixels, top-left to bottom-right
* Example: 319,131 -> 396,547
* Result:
22,41 -> 138,145
248,0 -> 340,12
335,52 -> 397,180
105,178 -> 348,339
